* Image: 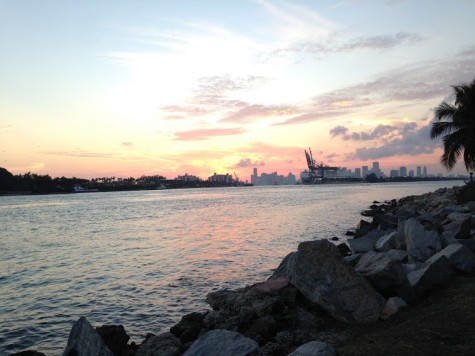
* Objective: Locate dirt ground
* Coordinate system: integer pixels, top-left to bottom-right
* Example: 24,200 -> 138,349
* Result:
333,275 -> 475,355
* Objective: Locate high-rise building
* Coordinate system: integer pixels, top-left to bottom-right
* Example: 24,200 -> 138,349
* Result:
371,161 -> 383,177
416,166 -> 422,177
400,166 -> 407,177
409,170 -> 415,177
423,166 -> 427,177
252,168 -> 258,185
362,166 -> 369,178
355,168 -> 361,179
390,169 -> 399,177
287,172 -> 296,184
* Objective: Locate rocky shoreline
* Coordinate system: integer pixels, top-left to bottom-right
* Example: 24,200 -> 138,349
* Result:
13,185 -> 475,356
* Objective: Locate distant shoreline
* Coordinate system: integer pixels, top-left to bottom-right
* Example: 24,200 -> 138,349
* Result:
0,177 -> 465,197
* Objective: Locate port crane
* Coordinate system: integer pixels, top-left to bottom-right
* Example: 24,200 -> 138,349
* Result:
303,148 -> 339,184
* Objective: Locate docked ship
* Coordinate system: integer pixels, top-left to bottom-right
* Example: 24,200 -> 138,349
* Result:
301,148 -> 339,184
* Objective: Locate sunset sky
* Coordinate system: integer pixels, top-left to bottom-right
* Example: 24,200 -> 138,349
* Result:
1,0 -> 474,180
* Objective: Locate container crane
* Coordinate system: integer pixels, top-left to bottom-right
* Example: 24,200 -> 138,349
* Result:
303,148 -> 339,184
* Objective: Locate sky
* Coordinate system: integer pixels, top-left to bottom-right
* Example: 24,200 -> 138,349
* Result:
1,0 -> 474,180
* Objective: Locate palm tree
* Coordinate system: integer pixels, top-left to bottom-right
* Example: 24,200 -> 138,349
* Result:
430,79 -> 475,171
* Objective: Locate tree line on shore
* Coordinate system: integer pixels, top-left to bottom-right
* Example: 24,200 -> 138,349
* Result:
0,167 -> 246,194
0,167 -> 172,194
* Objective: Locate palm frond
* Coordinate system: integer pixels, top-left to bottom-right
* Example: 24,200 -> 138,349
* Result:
434,102 -> 457,121
430,121 -> 457,139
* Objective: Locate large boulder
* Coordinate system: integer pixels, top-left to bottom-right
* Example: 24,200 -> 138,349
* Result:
280,240 -> 385,323
458,239 -> 475,253
355,251 -> 415,303
385,249 -> 408,262
443,213 -> 472,239
170,312 -> 205,344
288,340 -> 336,356
426,244 -> 475,273
63,316 -> 113,356
407,255 -> 455,297
183,329 -> 261,356
95,325 -> 130,356
374,231 -> 400,252
348,229 -> 387,254
135,332 -> 183,356
403,218 -> 442,262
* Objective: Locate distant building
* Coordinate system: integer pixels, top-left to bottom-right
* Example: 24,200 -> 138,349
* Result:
354,168 -> 362,179
362,166 -> 370,178
416,166 -> 422,177
390,169 -> 399,178
208,173 -> 233,183
409,170 -> 414,177
252,168 -> 258,185
423,166 -> 427,177
371,161 -> 383,178
287,172 -> 296,184
399,166 -> 407,177
252,169 -> 295,185
176,173 -> 200,181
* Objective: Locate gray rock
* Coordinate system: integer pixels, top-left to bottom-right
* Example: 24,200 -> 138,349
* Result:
63,316 -> 113,356
396,207 -> 418,220
466,201 -> 475,212
440,231 -> 461,247
285,240 -> 385,323
203,311 -> 221,329
348,229 -> 387,254
135,332 -> 183,356
288,341 -> 336,356
443,213 -> 472,239
374,231 -> 399,252
344,253 -> 363,267
433,205 -> 466,220
183,329 -> 261,356
95,325 -> 129,356
407,255 -> 455,297
385,249 -> 408,262
426,244 -> 475,273
403,218 -> 442,262
170,312 -> 205,344
347,236 -> 374,254
458,238 -> 475,253
271,252 -> 296,279
355,251 -> 415,303
381,297 -> 408,320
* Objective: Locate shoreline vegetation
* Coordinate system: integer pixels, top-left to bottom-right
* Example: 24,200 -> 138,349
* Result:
11,183 -> 475,355
0,166 -> 467,196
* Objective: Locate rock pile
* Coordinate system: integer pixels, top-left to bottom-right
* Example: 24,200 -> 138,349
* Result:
15,186 -> 475,356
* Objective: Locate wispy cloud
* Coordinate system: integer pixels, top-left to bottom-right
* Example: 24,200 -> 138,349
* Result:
174,127 -> 246,141
122,142 -> 134,147
221,104 -> 298,123
43,149 -> 163,162
330,119 -> 439,160
276,46 -> 475,126
233,158 -> 266,168
273,32 -> 423,58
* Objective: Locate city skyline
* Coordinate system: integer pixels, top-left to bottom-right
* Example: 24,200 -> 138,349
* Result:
1,1 -> 474,179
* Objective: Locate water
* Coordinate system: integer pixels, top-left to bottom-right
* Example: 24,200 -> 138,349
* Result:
0,181 -> 463,354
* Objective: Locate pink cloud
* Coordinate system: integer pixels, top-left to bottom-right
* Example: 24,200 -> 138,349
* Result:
174,127 -> 246,141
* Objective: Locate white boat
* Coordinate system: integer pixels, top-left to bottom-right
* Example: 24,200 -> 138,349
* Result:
73,184 -> 99,193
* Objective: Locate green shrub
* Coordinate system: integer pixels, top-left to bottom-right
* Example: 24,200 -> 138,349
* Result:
457,182 -> 475,204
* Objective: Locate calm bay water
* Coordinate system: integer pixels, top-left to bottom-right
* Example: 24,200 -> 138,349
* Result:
0,181 -> 463,354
